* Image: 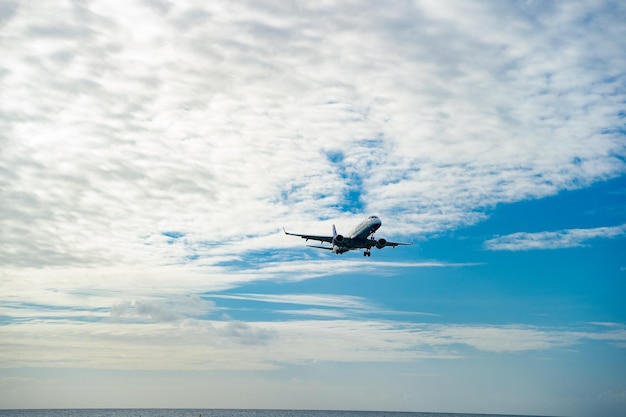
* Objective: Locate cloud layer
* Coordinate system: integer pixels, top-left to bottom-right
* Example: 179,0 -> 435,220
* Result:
1,0 -> 625,270
3,314 -> 624,370
485,224 -> 626,251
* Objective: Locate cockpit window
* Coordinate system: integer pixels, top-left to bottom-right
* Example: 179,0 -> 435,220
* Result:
368,215 -> 379,219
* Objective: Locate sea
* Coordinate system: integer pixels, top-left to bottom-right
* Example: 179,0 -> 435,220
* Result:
0,411 -> 553,417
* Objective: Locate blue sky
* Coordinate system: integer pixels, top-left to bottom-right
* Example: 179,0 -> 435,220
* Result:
1,1 -> 626,416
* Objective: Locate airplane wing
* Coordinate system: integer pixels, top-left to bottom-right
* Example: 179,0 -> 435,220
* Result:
283,228 -> 333,244
364,238 -> 413,249
382,241 -> 412,248
307,245 -> 333,250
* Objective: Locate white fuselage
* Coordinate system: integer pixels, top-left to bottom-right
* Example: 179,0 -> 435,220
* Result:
347,216 -> 382,240
331,215 -> 383,254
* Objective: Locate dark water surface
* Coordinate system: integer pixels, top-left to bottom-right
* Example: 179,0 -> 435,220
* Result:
0,410 -> 556,417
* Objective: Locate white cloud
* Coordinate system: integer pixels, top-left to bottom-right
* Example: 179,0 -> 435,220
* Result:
1,318 -> 623,371
208,292 -> 442,319
485,224 -> 626,251
1,0 -> 624,271
208,293 -> 374,310
110,295 -> 214,322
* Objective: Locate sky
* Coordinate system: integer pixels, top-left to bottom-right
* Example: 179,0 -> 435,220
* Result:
1,0 -> 625,416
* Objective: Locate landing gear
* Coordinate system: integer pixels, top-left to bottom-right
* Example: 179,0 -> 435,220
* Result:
364,236 -> 374,257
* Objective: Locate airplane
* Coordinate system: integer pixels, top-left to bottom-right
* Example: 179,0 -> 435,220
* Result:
284,215 -> 411,256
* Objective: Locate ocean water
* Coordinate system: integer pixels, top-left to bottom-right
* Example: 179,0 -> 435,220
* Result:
0,411 -> 550,417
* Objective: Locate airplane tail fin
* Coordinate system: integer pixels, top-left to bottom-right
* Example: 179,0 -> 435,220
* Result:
332,224 -> 337,238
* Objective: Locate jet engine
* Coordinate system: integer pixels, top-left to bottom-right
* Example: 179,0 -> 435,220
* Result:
375,238 -> 387,249
333,234 -> 344,244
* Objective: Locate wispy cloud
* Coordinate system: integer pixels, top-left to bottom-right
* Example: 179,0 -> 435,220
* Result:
207,292 -> 441,319
2,318 -> 623,370
207,293 -> 374,310
484,224 -> 626,251
110,295 -> 215,322
0,259 -> 467,327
